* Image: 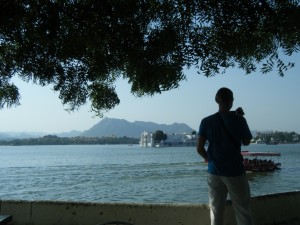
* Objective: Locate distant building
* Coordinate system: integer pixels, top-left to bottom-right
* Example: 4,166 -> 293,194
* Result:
292,134 -> 299,142
140,131 -> 197,147
140,131 -> 154,147
255,138 -> 266,144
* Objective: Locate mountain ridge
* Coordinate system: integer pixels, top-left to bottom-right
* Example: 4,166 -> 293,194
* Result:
81,117 -> 195,138
0,118 -> 195,140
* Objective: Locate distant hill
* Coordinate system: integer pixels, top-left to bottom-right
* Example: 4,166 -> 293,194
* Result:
0,132 -> 46,140
0,118 -> 260,140
0,118 -> 194,140
54,130 -> 82,138
0,131 -> 82,140
81,117 -> 195,138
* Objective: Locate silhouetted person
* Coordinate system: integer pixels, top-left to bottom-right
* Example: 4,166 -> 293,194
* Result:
197,87 -> 254,225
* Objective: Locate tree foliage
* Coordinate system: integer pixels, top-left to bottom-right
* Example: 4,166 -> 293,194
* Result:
0,135 -> 139,145
1,0 -> 299,114
152,130 -> 167,142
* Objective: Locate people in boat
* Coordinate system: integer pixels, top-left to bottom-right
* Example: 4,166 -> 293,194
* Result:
243,157 -> 278,171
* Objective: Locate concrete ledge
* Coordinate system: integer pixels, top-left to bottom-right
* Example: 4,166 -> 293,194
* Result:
0,191 -> 299,225
224,191 -> 300,225
0,215 -> 12,225
251,191 -> 300,225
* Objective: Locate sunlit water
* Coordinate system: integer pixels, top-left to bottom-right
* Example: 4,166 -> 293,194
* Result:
0,144 -> 299,204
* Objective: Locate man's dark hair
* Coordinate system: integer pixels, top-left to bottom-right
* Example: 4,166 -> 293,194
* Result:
215,87 -> 234,103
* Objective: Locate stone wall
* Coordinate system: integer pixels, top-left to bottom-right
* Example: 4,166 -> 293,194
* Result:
0,191 -> 299,225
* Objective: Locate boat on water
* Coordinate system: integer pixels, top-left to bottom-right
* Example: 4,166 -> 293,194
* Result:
254,138 -> 266,144
241,151 -> 281,172
266,139 -> 279,145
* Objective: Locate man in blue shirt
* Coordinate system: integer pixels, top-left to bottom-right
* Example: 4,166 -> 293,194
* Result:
197,87 -> 254,225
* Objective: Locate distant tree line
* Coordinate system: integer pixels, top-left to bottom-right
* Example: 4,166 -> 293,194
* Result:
0,135 -> 139,146
253,131 -> 300,144
152,130 -> 168,143
151,129 -> 300,144
1,130 -> 299,146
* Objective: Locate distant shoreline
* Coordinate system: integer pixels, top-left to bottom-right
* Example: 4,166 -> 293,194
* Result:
0,135 -> 139,146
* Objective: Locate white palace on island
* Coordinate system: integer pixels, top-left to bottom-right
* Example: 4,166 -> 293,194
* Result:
139,131 -> 197,147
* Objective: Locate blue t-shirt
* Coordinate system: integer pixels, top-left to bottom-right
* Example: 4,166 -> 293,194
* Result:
199,112 -> 252,177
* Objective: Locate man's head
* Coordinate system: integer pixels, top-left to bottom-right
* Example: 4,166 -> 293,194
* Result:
215,87 -> 234,111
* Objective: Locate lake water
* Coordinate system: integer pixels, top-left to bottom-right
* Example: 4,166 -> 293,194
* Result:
0,144 -> 299,204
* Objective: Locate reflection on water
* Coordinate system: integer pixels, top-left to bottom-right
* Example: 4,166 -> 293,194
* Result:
0,144 -> 299,203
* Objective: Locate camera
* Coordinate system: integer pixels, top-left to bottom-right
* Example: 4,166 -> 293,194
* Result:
235,107 -> 245,116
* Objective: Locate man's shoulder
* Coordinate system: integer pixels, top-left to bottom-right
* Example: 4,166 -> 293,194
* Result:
201,113 -> 217,125
204,113 -> 218,120
226,111 -> 247,122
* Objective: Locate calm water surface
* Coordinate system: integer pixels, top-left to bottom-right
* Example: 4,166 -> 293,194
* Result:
0,144 -> 299,204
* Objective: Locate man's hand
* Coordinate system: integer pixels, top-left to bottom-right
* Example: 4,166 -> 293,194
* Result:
236,107 -> 245,117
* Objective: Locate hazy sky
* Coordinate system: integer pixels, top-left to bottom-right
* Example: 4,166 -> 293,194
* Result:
1,53 -> 299,134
